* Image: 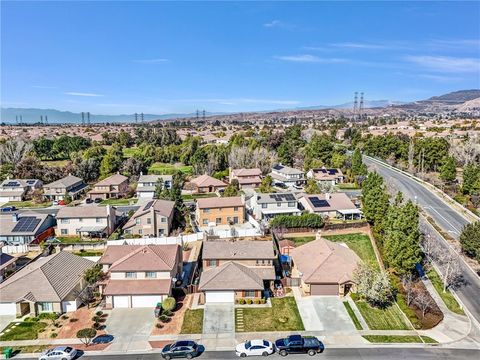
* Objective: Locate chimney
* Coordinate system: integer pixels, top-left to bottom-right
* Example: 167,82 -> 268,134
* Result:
12,213 -> 18,222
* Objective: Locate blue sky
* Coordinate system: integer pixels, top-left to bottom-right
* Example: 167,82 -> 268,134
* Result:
2,1 -> 479,114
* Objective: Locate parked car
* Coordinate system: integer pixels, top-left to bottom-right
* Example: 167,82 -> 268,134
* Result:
94,198 -> 102,203
85,198 -> 93,204
0,206 -> 16,212
38,346 -> 77,360
236,339 -> 274,357
274,335 -> 324,356
58,200 -> 66,205
161,340 -> 200,359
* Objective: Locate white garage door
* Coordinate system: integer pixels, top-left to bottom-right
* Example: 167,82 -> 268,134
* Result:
131,295 -> 163,308
0,303 -> 16,316
205,291 -> 235,303
0,197 -> 10,203
113,296 -> 129,308
61,299 -> 80,313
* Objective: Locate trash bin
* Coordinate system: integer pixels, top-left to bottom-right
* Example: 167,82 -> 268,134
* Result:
3,347 -> 13,359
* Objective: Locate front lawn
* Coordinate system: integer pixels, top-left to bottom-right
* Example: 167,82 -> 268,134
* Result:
122,147 -> 138,158
3,201 -> 50,209
149,162 -> 193,175
100,198 -> 133,206
0,322 -> 47,341
362,335 -> 437,343
426,268 -> 465,315
0,345 -> 49,354
180,309 -> 204,334
236,297 -> 304,332
343,301 -> 363,330
354,301 -> 411,330
323,233 -> 379,268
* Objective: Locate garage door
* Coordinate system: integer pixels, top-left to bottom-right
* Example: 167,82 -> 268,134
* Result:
205,291 -> 235,303
131,295 -> 163,308
0,197 -> 9,203
311,284 -> 338,296
113,296 -> 130,308
0,303 -> 16,316
61,299 -> 80,313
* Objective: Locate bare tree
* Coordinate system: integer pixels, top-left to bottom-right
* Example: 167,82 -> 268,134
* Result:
421,233 -> 440,262
437,251 -> 462,292
228,146 -> 276,174
449,135 -> 480,165
401,274 -> 415,306
408,139 -> 415,173
0,139 -> 32,165
413,289 -> 434,318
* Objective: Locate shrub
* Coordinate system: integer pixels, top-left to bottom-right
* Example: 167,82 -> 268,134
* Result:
254,298 -> 260,304
93,322 -> 101,329
156,323 -> 163,329
260,298 -> 266,304
77,328 -> 97,346
96,311 -> 103,316
271,213 -> 324,229
39,312 -> 60,325
70,318 -> 79,323
163,310 -> 173,317
246,299 -> 253,305
238,298 -> 245,305
159,315 -> 169,323
350,292 -> 359,301
61,315 -> 69,320
162,297 -> 176,312
50,332 -> 58,338
92,316 -> 101,323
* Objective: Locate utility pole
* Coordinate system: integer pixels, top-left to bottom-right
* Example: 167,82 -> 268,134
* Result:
141,112 -> 144,124
196,109 -> 199,121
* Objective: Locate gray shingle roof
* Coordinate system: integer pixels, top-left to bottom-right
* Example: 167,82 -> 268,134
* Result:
202,240 -> 276,260
198,261 -> 265,291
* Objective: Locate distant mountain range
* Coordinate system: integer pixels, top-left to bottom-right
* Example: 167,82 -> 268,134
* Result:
1,89 -> 479,124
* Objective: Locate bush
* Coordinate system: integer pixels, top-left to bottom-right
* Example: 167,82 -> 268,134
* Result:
61,315 -> 69,320
163,310 -> 173,317
77,328 -> 97,346
260,298 -> 266,304
350,292 -> 359,301
254,298 -> 260,304
162,297 -> 176,312
238,298 -> 245,305
70,318 -> 79,323
271,213 -> 324,229
156,323 -> 164,329
93,322 -> 101,329
50,332 -> 58,338
159,315 -> 169,323
246,299 -> 253,305
96,311 -> 103,316
92,316 -> 101,323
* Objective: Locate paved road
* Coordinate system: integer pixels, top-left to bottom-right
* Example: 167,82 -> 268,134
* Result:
364,156 -> 480,323
18,348 -> 480,360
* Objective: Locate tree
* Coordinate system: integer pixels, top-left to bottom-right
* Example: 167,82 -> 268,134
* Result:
99,144 -> 123,177
84,264 -> 104,285
437,251 -> 462,292
354,264 -> 393,308
77,328 -> 97,347
401,274 -> 415,307
331,152 -> 346,169
462,163 -> 480,195
361,172 -> 390,239
304,179 -> 321,194
351,149 -> 367,177
459,221 -> 480,262
439,156 -> 456,183
73,158 -> 100,182
413,289 -> 434,318
0,139 -> 32,164
162,297 -> 176,311
258,175 -> 273,193
121,157 -> 146,180
223,179 -> 239,197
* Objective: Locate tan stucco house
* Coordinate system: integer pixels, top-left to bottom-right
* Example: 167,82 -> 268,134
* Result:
56,205 -> 119,238
122,199 -> 175,237
88,173 -> 129,200
43,175 -> 88,201
196,196 -> 245,227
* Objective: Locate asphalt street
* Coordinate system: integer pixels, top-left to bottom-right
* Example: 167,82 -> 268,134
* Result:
17,348 -> 479,360
364,156 -> 480,323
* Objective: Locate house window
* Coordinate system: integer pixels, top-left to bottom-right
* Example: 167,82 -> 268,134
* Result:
147,218 -> 152,224
202,219 -> 209,225
208,259 -> 218,267
234,207 -> 238,212
38,302 -> 53,312
288,202 -> 296,207
60,229 -> 68,235
60,219 -> 69,224
261,204 -> 267,209
161,217 -> 166,223
78,218 -> 83,223
136,218 -> 141,225
96,218 -> 103,223
126,272 -> 136,278
145,271 -> 157,278
203,208 -> 210,213
277,202 -> 281,207
244,290 -> 255,297
216,217 -> 222,224
233,217 -> 239,224
138,229 -> 143,235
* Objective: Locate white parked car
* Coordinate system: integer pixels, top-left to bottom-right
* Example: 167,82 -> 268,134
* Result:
235,339 -> 274,357
38,346 -> 77,360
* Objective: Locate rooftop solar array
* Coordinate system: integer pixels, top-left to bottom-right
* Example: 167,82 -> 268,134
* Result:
12,217 -> 41,233
310,197 -> 330,208
4,181 -> 20,187
143,201 -> 154,211
269,193 -> 296,202
273,164 -> 284,171
26,180 -> 36,184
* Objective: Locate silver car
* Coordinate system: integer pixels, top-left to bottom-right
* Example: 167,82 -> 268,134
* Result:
38,346 -> 77,360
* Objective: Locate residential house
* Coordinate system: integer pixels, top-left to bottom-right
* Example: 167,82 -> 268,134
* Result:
98,244 -> 182,308
269,164 -> 305,188
0,245 -> 16,283
136,173 -> 173,199
56,205 -> 119,238
122,199 -> 175,237
0,212 -> 55,246
196,196 -> 245,227
249,192 -> 301,221
0,251 -> 94,316
188,174 -> 227,193
298,193 -> 362,220
0,178 -> 42,203
43,175 -> 88,201
306,167 -> 344,186
199,240 -> 277,303
229,168 -> 262,189
88,173 -> 129,200
290,234 -> 361,296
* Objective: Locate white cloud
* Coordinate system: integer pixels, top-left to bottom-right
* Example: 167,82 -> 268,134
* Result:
65,92 -> 104,97
273,54 -> 347,63
331,42 -> 390,50
404,55 -> 480,73
132,58 -> 169,64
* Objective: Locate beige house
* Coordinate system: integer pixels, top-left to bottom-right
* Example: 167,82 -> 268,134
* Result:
196,196 -> 245,227
189,174 -> 227,193
0,245 -> 16,283
298,193 -> 362,220
0,251 -> 94,316
290,235 -> 361,296
88,173 -> 129,200
229,168 -> 262,189
99,244 -> 182,308
56,205 -> 119,238
136,174 -> 173,199
0,178 -> 42,203
306,167 -> 344,185
123,199 -> 175,237
43,175 -> 88,201
199,240 -> 277,303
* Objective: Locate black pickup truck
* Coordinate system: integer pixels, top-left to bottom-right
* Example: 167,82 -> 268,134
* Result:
274,335 -> 324,356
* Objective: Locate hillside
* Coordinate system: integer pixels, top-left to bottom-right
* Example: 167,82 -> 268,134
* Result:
427,89 -> 480,103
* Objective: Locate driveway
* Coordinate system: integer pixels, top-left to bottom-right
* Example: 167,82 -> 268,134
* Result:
105,308 -> 155,351
0,315 -> 14,332
203,303 -> 234,334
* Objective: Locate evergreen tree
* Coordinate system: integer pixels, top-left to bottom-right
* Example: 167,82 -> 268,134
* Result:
462,163 -> 480,195
223,179 -> 240,197
439,156 -> 456,183
99,144 -> 123,177
259,175 -> 273,193
361,172 -> 390,239
352,148 -> 367,176
460,221 -> 480,262
304,179 -> 321,194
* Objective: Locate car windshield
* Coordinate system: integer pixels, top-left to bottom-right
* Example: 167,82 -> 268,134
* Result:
245,341 -> 252,349
64,347 -> 72,353
263,340 -> 269,347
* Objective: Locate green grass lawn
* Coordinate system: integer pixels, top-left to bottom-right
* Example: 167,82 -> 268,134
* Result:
343,301 -> 363,330
149,162 -> 193,175
3,201 -> 50,209
180,309 -> 204,334
236,297 -> 304,332
73,250 -> 104,257
336,183 -> 360,190
354,301 -> 411,330
0,322 -> 47,341
55,236 -> 104,244
181,193 -> 218,201
0,345 -> 49,354
426,268 -> 465,315
122,147 -> 138,158
362,335 -> 437,344
100,198 -> 133,205
284,236 -> 316,246
323,233 -> 379,268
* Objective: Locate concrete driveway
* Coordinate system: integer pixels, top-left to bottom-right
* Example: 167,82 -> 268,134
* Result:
105,308 -> 155,351
203,303 -> 234,334
0,315 -> 14,332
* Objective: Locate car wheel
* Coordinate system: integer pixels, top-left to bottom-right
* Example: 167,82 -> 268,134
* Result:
262,351 -> 269,356
308,349 -> 316,356
279,350 -> 288,356
186,354 -> 193,359
164,355 -> 171,360
240,353 -> 247,358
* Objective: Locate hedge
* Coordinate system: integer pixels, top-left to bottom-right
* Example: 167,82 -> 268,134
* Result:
270,213 -> 324,229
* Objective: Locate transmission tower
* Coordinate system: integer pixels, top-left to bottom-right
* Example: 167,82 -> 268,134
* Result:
81,112 -> 85,125
134,113 -> 138,124
140,112 -> 144,124
353,92 -> 358,121
15,116 -> 18,124
40,115 -> 44,125
87,112 -> 91,125
359,92 -> 364,120
45,115 -> 48,125
202,110 -> 206,121
196,110 -> 199,121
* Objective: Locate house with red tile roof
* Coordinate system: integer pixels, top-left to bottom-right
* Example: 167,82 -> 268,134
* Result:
229,168 -> 262,189
188,174 -> 227,193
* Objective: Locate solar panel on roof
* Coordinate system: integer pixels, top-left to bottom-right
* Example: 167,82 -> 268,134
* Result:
328,169 -> 338,175
26,180 -> 36,184
5,182 -> 20,187
12,217 -> 41,233
143,201 -> 154,211
273,164 -> 284,171
285,194 -> 296,201
310,197 -> 330,208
